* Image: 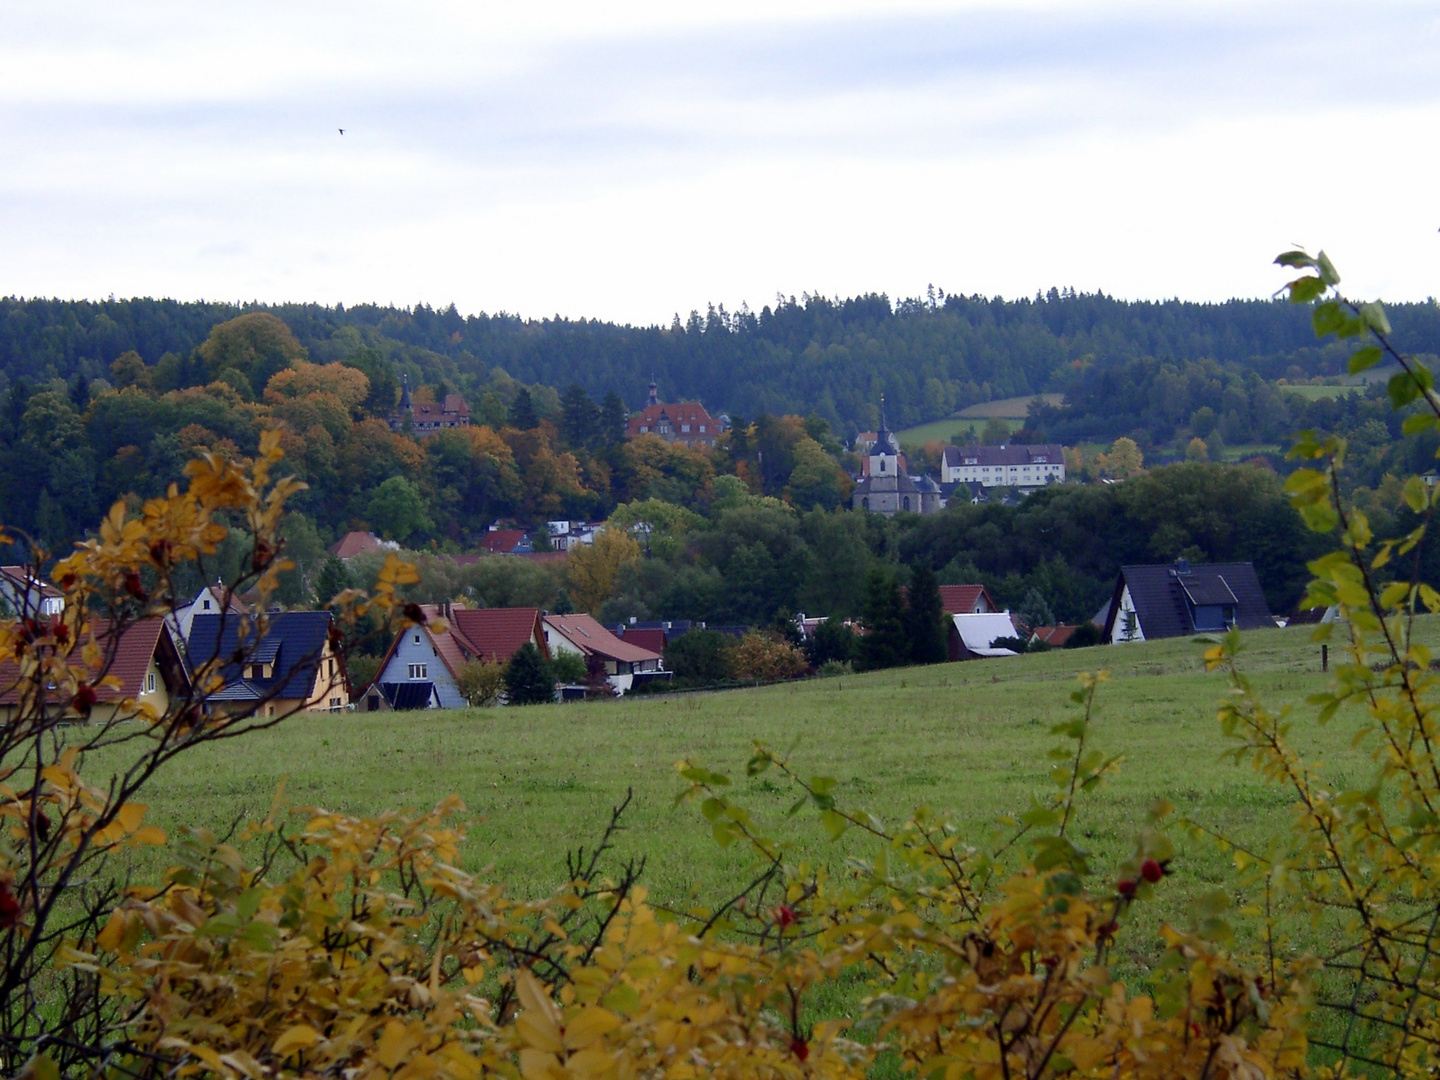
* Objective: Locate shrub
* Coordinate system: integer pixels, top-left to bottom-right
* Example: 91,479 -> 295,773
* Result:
728,630 -> 808,682
663,628 -> 734,686
502,641 -> 555,705
455,658 -> 506,706
550,649 -> 587,684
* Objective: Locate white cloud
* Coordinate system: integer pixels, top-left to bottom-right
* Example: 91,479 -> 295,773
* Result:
1,0 -> 1438,320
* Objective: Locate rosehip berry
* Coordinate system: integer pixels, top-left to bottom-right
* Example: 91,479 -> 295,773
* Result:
1097,920 -> 1118,939
73,683 -> 98,717
1141,858 -> 1164,884
1117,878 -> 1137,900
403,602 -> 427,625
49,619 -> 68,644
789,1037 -> 808,1061
0,885 -> 20,929
775,904 -> 797,928
58,573 -> 76,590
124,572 -> 147,601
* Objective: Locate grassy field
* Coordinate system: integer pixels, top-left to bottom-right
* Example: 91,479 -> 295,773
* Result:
1280,384 -> 1364,401
956,393 -> 1065,419
895,394 -> 1062,446
85,621 -> 1421,956
896,416 -> 1020,446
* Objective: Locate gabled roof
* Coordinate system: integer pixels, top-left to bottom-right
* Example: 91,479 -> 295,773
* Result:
943,444 -> 1065,467
328,531 -> 392,559
480,530 -> 529,555
1031,625 -> 1076,647
544,614 -> 662,663
1104,562 -> 1272,641
939,585 -> 995,614
625,401 -> 719,437
188,611 -> 339,700
951,613 -> 1020,656
450,607 -> 546,665
0,618 -> 187,705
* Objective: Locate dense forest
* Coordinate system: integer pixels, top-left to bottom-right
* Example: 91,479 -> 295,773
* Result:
6,289 -> 1440,436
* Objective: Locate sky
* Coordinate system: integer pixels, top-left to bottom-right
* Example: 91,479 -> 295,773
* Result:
3,0 -> 1439,324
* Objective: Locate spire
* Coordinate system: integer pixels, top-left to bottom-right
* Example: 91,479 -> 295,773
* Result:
399,373 -> 411,411
879,394 -> 888,435
647,376 -> 659,407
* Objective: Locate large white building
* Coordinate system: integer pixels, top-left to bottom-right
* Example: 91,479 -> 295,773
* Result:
941,443 -> 1066,489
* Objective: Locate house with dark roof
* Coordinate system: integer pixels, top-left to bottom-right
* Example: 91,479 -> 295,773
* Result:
0,618 -> 189,723
188,611 -> 349,716
367,605 -> 549,710
168,582 -> 247,644
479,529 -> 533,555
542,613 -> 667,695
1103,560 -> 1273,643
625,380 -> 725,448
941,443 -> 1066,490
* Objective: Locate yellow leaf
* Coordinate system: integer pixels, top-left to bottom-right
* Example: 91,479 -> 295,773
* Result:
115,802 -> 147,834
375,1020 -> 419,1069
519,1048 -> 560,1080
132,826 -> 167,846
96,909 -> 130,953
563,1006 -> 622,1050
273,1025 -> 320,1056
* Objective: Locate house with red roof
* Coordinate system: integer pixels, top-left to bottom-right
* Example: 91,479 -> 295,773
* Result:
386,376 -> 471,437
542,613 -> 666,695
365,604 -> 549,710
479,529 -> 533,555
327,531 -> 399,560
939,585 -> 996,615
0,565 -> 64,619
624,380 -> 725,448
0,618 -> 189,723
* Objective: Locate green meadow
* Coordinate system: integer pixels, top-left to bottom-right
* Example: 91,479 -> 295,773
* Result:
90,620 -> 1419,965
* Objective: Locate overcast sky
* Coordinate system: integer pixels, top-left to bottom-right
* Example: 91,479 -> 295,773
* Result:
3,1 -> 1438,323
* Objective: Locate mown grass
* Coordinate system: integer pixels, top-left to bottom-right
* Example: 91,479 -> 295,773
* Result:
91,621 -> 1420,946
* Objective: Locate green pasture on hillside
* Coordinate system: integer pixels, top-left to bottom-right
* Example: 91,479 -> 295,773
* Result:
896,416 -> 1019,446
86,620 -> 1428,973
1280,384 -> 1364,401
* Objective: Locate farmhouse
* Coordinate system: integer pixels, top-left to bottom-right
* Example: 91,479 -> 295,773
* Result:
939,585 -> 996,614
542,613 -> 667,695
1103,559 -> 1272,643
851,422 -> 942,516
188,611 -> 349,716
0,618 -> 189,724
625,380 -> 725,448
941,443 -> 1065,489
367,605 -> 549,710
948,612 -> 1022,661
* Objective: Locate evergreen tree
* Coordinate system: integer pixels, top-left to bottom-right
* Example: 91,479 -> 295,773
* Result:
509,388 -> 538,431
1015,587 -> 1056,632
503,642 -> 555,705
904,564 -> 948,665
552,587 -> 575,615
598,391 -> 627,447
560,384 -> 598,448
805,616 -> 857,667
315,556 -> 352,609
858,568 -> 907,671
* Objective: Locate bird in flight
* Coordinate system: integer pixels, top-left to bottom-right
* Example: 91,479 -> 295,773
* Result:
338,128 -> 345,135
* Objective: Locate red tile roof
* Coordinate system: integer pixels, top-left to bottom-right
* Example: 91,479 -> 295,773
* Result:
450,608 -> 546,665
625,402 -> 721,441
0,618 -> 180,705
939,585 -> 995,614
480,530 -> 528,554
328,531 -> 386,559
543,614 -> 661,663
621,627 -> 666,654
1031,625 -> 1076,647
0,566 -> 62,599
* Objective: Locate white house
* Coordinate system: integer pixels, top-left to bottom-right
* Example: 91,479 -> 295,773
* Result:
542,614 -> 666,695
0,565 -> 64,619
941,444 -> 1066,489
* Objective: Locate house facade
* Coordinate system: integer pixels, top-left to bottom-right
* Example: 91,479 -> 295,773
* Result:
939,585 -> 996,614
941,444 -> 1065,489
367,605 -> 549,710
1103,560 -> 1273,643
625,381 -> 725,448
387,377 -> 471,436
542,613 -> 666,695
0,565 -> 64,619
188,611 -> 350,716
851,425 -> 943,516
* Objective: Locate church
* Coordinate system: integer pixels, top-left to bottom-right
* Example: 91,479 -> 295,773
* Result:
851,414 -> 943,516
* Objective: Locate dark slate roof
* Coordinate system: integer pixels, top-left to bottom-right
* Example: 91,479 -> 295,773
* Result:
1105,562 -> 1272,640
189,611 -> 335,700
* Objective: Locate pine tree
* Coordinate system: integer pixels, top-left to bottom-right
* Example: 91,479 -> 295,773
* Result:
904,564 -> 948,665
858,568 -> 907,671
598,391 -> 628,447
315,556 -> 352,609
560,384 -> 598,448
503,642 -> 555,705
509,388 -> 538,431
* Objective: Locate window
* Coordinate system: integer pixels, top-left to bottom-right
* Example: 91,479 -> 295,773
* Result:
414,634 -> 420,644
699,424 -> 706,432
681,423 -> 691,432
328,657 -> 336,678
408,663 -> 427,680
903,496 -> 911,511
202,599 -> 211,610
879,458 -> 887,473
146,672 -> 156,693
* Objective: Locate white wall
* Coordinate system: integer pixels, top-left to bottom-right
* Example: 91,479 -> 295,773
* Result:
1109,585 -> 1145,643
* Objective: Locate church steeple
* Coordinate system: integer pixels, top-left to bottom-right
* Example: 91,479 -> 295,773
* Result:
646,377 -> 660,408
399,373 -> 412,411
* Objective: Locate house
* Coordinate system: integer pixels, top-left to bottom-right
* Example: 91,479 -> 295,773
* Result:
168,582 -> 247,643
328,531 -> 398,560
188,611 -> 350,716
367,605 -> 549,710
0,618 -> 189,723
851,417 -> 943,516
542,613 -> 667,695
948,612 -> 1022,661
1103,559 -> 1272,644
546,521 -> 601,551
480,529 -> 533,555
0,565 -> 64,619
941,443 -> 1066,489
939,585 -> 997,615
625,380 -> 726,448
1030,625 -> 1077,647
387,376 -> 471,436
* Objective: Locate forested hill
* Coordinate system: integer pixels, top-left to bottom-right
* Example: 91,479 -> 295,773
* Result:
5,291 -> 1440,435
